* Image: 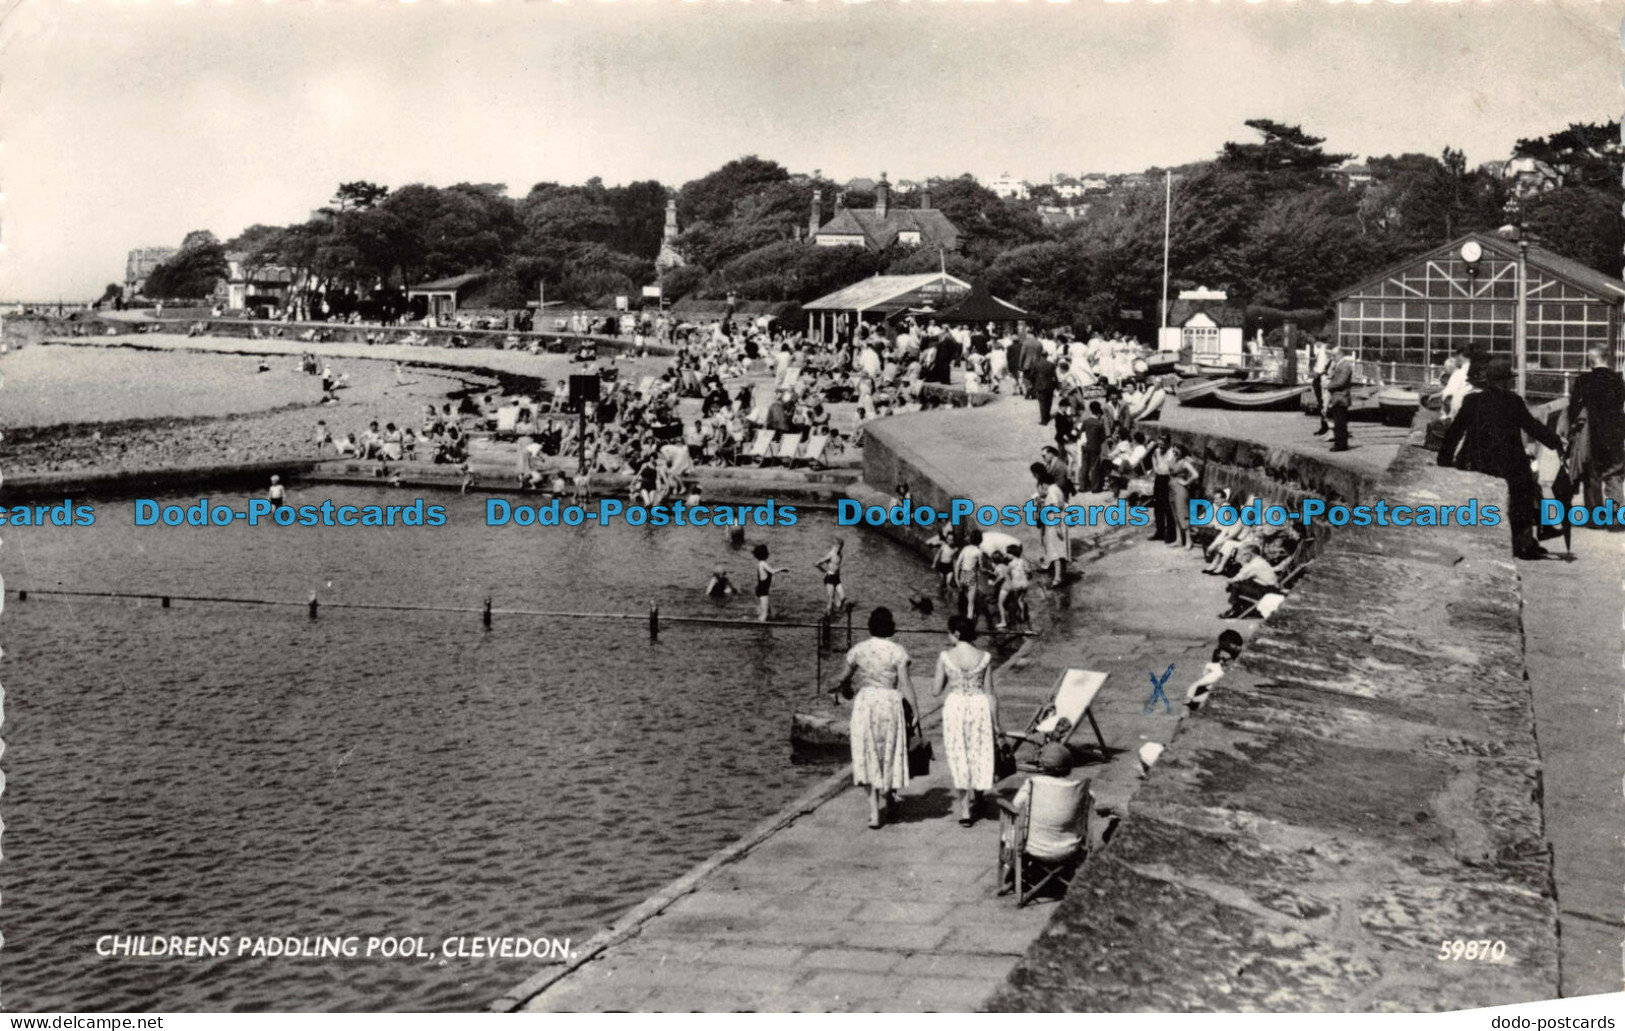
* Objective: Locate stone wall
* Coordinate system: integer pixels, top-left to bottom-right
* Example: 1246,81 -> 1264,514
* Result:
857,415 -> 1559,1010
985,448 -> 1557,1010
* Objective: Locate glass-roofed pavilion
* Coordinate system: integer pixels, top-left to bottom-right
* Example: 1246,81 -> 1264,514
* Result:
1331,232 -> 1625,396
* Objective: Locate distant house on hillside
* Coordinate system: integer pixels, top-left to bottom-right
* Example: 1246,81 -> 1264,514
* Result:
843,176 -> 879,195
1052,176 -> 1085,200
1499,156 -> 1564,198
984,172 -> 1030,200
809,174 -> 961,253
1334,161 -> 1373,189
1037,204 -> 1089,229
125,246 -> 177,298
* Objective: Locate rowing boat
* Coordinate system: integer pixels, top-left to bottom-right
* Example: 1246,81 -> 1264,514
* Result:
1175,377 -> 1225,406
1375,384 -> 1436,425
1174,362 -> 1249,380
1211,382 -> 1312,411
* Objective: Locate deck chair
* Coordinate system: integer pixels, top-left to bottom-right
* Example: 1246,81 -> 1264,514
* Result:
774,433 -> 803,466
1004,669 -> 1109,761
746,430 -> 777,463
493,406 -> 520,437
637,375 -> 656,399
802,434 -> 831,469
1231,537 -> 1314,620
997,776 -> 1093,908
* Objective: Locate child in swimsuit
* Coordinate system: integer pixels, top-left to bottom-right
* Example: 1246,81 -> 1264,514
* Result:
994,543 -> 1032,629
953,537 -> 984,621
815,538 -> 846,615
752,544 -> 789,623
706,569 -> 736,597
925,521 -> 957,593
268,475 -> 286,508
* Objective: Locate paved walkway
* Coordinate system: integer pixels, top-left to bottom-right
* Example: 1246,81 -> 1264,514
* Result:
1519,527 -> 1625,995
505,401 -> 1249,1012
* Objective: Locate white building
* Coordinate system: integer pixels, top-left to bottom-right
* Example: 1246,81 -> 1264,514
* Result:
984,172 -> 1031,201
1156,287 -> 1246,362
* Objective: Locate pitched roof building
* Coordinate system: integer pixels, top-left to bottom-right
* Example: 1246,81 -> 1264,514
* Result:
125,246 -> 177,298
808,174 -> 961,253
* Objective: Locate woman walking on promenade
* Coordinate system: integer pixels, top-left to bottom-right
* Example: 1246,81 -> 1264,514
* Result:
843,607 -> 918,829
1031,463 -> 1069,588
934,615 -> 1000,826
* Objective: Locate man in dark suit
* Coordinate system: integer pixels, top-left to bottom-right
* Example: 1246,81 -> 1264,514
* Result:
1030,350 -> 1059,425
1569,345 -> 1625,514
1324,343 -> 1355,452
1079,402 -> 1106,492
930,329 -> 961,385
1438,358 -> 1564,559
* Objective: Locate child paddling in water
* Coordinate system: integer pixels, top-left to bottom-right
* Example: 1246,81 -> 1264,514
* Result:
753,544 -> 789,622
815,538 -> 847,616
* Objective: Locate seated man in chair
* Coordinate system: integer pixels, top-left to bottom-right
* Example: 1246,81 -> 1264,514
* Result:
998,743 -> 1092,906
1219,542 -> 1285,619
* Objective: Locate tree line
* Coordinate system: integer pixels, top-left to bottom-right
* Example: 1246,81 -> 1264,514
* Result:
138,117 -> 1622,334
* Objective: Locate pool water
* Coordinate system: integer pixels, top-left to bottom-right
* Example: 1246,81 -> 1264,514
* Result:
0,486 -> 934,1011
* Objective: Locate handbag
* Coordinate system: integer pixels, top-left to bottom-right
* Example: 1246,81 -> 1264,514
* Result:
994,736 -> 1017,780
907,730 -> 933,778
834,668 -> 856,701
902,698 -> 932,777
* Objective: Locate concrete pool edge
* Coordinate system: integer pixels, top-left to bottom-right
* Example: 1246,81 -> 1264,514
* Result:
489,631 -> 1042,1013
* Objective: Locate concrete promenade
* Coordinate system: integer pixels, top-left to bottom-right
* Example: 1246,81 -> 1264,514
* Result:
1520,529 -> 1625,995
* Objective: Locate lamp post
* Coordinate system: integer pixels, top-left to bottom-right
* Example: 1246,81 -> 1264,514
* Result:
1505,197 -> 1529,396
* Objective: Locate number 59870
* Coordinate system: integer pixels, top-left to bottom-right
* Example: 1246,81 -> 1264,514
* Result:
1438,940 -> 1506,961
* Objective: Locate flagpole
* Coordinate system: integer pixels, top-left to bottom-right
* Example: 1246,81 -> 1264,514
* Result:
1160,169 -> 1172,329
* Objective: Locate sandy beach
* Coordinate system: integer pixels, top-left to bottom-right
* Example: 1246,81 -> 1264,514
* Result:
3,336 -> 863,476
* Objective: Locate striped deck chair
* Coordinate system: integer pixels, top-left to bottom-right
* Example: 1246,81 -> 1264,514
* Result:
1004,669 -> 1109,761
801,434 -> 831,469
746,430 -> 777,463
773,433 -> 804,466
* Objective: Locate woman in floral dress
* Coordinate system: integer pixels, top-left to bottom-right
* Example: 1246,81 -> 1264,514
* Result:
933,615 -> 1001,825
843,607 -> 918,829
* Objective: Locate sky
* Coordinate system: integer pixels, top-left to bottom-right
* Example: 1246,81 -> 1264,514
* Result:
0,0 -> 1619,299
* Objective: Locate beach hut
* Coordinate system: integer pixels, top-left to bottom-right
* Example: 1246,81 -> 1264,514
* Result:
407,273 -> 486,324
1157,288 -> 1246,365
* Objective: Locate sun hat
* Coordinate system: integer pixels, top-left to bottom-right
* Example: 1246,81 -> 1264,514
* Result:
1038,743 -> 1075,775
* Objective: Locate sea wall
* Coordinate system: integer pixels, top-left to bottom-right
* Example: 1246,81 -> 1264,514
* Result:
856,418 -> 1359,561
1,459 -> 320,500
859,420 -> 1559,1010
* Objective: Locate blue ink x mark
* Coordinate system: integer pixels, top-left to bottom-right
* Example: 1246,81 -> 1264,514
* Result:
1144,663 -> 1175,714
